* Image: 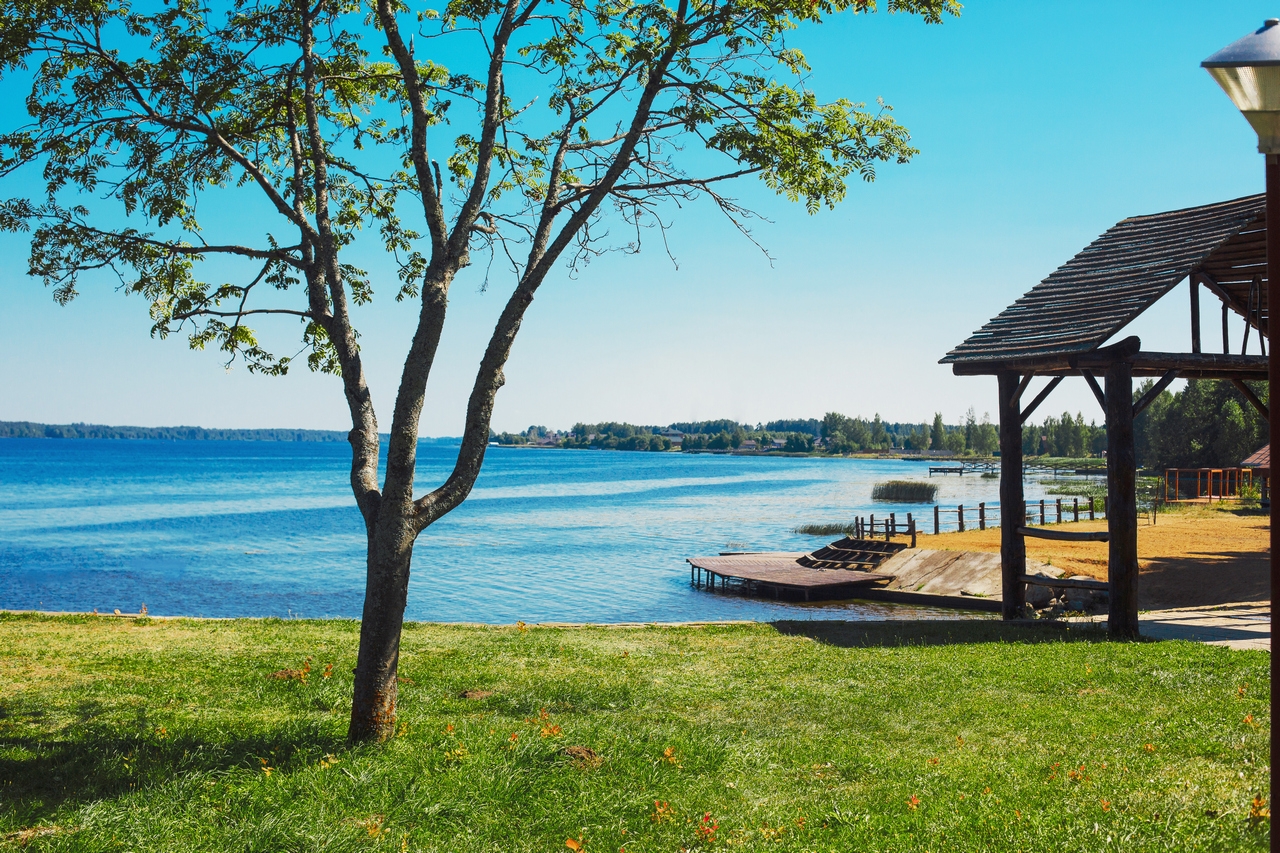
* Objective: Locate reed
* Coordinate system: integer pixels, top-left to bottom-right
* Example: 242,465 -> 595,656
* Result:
871,480 -> 938,502
793,522 -> 859,536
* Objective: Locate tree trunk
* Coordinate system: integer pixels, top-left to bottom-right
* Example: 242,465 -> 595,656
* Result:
348,499 -> 417,741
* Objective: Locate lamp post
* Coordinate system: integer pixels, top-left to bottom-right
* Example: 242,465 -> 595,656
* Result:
1204,19 -> 1280,842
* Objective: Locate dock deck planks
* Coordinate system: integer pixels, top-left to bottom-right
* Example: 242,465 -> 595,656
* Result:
687,544 -> 898,601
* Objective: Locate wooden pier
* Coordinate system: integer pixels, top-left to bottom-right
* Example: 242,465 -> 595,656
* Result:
687,536 -> 906,601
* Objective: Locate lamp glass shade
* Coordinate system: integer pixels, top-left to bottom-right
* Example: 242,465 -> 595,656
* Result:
1206,65 -> 1280,153
1204,20 -> 1280,153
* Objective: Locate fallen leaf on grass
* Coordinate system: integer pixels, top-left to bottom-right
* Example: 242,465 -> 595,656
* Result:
565,745 -> 604,770
460,689 -> 494,700
269,658 -> 312,683
1250,795 -> 1270,827
566,837 -> 583,851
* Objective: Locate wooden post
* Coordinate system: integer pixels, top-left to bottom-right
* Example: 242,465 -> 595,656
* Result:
908,515 -> 916,548
1190,275 -> 1201,354
1056,498 -> 1062,524
1073,497 -> 1079,522
1089,497 -> 1095,520
1039,499 -> 1046,525
958,504 -> 965,532
890,512 -> 896,535
998,372 -> 1027,619
934,505 -> 940,534
1106,358 -> 1139,639
1223,301 -> 1230,355
979,502 -> 986,530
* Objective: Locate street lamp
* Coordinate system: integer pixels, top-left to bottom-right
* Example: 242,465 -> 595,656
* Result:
1204,19 -> 1280,843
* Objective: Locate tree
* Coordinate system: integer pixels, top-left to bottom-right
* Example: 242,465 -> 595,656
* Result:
962,407 -> 976,454
1,0 -> 958,741
930,413 -> 945,451
971,412 -> 998,457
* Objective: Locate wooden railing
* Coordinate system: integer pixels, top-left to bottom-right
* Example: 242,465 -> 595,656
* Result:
843,497 -> 1108,544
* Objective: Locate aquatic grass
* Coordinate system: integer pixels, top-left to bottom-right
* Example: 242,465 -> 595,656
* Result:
793,522 -> 859,536
0,614 -> 1268,852
871,480 -> 939,502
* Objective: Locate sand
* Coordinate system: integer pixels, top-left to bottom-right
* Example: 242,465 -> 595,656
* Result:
910,505 -> 1269,610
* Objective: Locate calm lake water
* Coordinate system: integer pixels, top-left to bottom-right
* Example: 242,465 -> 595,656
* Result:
0,440 -> 1061,623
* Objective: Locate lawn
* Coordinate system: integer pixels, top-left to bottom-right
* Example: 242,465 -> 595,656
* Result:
0,614 -> 1269,851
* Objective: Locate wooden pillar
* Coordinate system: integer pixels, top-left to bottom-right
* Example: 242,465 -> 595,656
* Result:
1190,276 -> 1201,354
998,372 -> 1026,619
1223,302 -> 1230,355
1105,360 -> 1139,639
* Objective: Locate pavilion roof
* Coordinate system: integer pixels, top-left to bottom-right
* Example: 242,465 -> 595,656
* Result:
1241,444 -> 1270,470
942,194 -> 1267,369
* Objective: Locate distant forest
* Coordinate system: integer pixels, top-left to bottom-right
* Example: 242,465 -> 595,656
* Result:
0,421 -> 351,441
492,379 -> 1270,469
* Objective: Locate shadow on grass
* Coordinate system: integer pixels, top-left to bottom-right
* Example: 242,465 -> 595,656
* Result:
770,619 -> 1114,648
0,707 -> 345,824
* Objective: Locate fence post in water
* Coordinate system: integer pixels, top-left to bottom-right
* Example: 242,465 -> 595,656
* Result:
958,504 -> 965,532
1039,499 -> 1046,526
1073,497 -> 1079,522
979,502 -> 986,530
934,505 -> 940,534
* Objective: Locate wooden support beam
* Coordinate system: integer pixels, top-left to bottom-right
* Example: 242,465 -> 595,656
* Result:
1132,369 -> 1178,418
1014,371 -> 1035,403
1081,370 -> 1107,412
1190,275 -> 1201,354
1018,527 -> 1110,542
1105,360 -> 1139,639
1223,301 -> 1230,355
953,351 -> 1266,379
998,372 -> 1027,620
1199,271 -> 1263,335
1019,376 -> 1064,425
1232,379 -> 1270,420
1242,276 -> 1259,356
1019,573 -> 1110,591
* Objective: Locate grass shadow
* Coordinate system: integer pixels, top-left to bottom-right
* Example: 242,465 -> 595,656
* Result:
0,707 -> 346,825
769,619 -> 1113,649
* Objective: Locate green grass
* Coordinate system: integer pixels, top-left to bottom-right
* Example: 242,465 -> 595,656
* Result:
871,480 -> 939,503
0,614 -> 1270,851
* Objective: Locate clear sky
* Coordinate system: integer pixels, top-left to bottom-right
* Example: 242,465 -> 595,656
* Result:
1,1 -> 1274,435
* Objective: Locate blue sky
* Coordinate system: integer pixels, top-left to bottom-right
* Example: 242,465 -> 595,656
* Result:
0,1 -> 1274,435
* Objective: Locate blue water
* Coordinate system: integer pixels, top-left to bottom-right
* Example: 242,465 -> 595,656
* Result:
0,440 -> 1059,622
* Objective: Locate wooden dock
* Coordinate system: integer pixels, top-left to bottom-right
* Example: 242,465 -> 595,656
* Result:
687,536 -> 907,601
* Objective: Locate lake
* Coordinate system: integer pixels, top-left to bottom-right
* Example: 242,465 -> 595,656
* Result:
0,440 -> 1061,623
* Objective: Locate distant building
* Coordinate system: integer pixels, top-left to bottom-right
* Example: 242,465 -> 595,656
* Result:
738,440 -> 758,451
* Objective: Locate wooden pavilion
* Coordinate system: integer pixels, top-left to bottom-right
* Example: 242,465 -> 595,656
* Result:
941,194 -> 1270,638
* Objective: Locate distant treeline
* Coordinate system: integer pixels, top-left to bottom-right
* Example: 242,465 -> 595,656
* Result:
1,421 -> 351,441
492,414 -> 983,454
492,381 -> 1270,466
1,421 -> 473,444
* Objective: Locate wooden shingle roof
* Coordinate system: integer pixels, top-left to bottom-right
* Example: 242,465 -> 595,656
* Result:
942,195 -> 1267,368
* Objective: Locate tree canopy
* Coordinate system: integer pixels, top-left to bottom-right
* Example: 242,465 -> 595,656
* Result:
0,0 -> 959,740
